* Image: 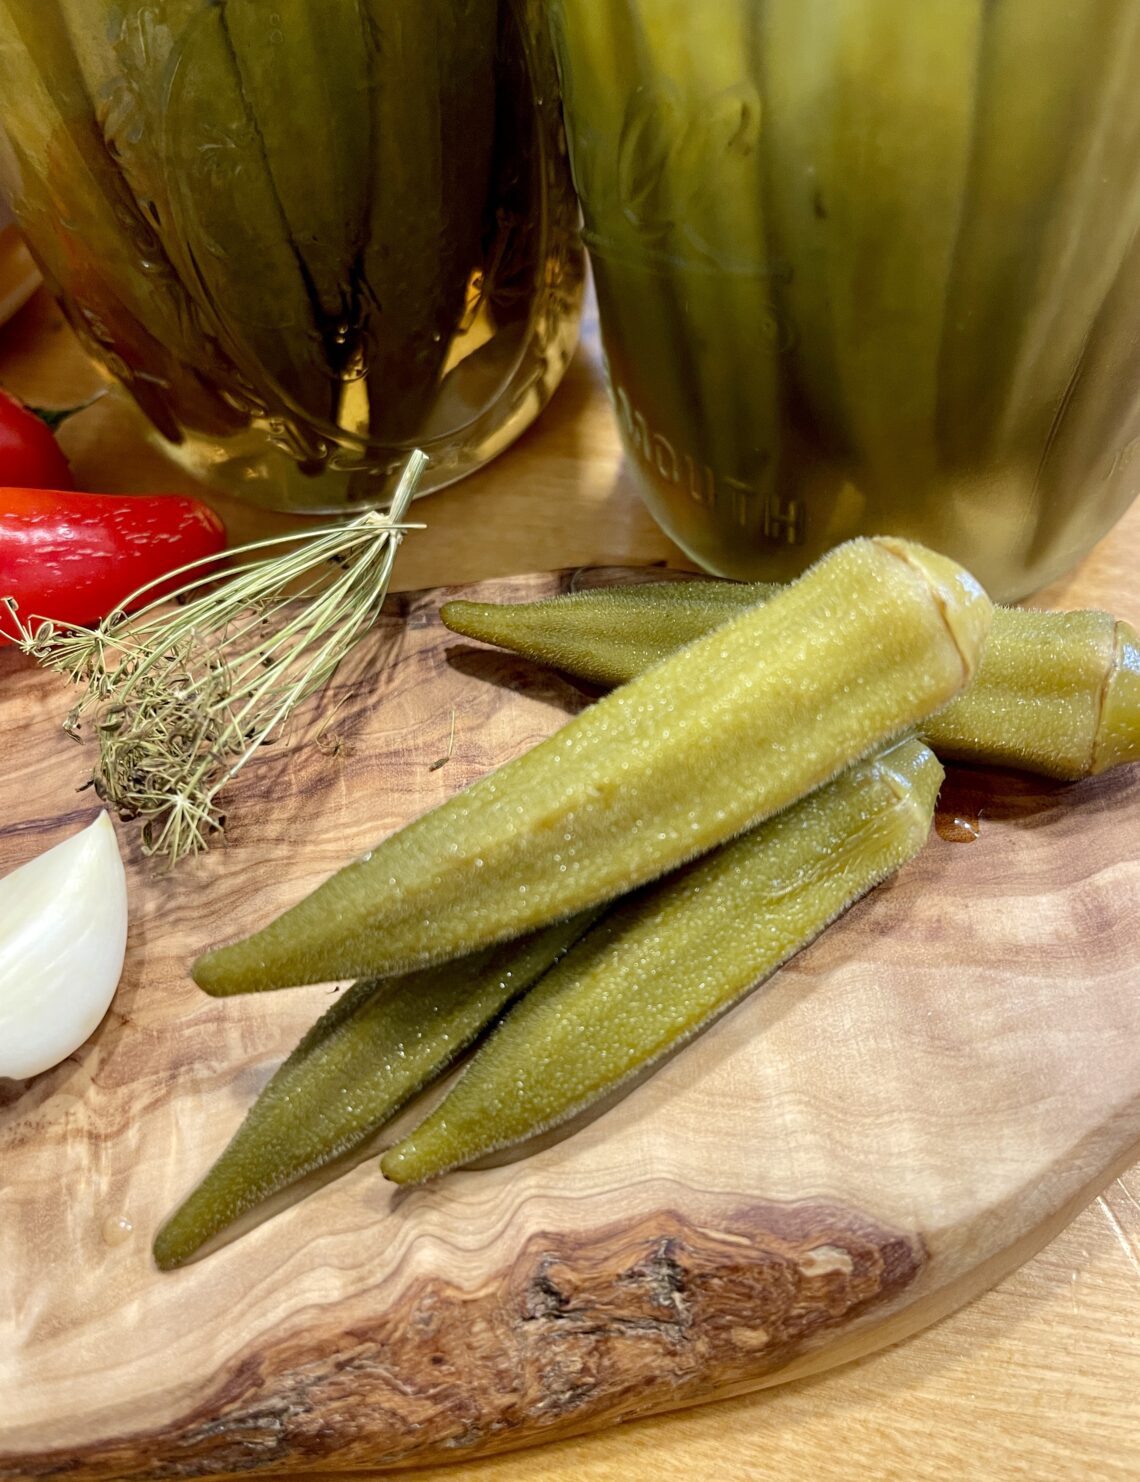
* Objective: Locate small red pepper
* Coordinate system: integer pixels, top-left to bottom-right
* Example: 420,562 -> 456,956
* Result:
0,388 -> 75,491
0,487 -> 227,643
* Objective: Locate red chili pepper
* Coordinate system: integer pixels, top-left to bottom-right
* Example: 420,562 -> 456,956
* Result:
0,388 -> 75,490
0,487 -> 227,643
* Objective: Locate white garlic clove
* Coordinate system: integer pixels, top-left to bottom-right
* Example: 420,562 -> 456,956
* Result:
0,812 -> 128,1079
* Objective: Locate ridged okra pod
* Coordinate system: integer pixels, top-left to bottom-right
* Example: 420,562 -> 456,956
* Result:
221,0 -> 373,336
928,606 -> 1140,779
938,2 -> 1140,474
159,1 -> 341,431
442,578 -> 780,687
546,1 -> 725,519
356,0 -> 497,443
553,0 -> 788,564
0,2 -> 248,441
382,737 -> 943,1184
194,537 -> 990,995
443,580 -> 1140,781
760,0 -> 984,496
155,914 -> 595,1269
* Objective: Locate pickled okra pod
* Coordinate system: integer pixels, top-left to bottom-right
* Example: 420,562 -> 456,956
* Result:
553,0 -> 786,560
548,2 -> 729,513
52,3 -> 251,439
221,0 -> 373,338
193,537 -> 991,995
0,3 -> 249,442
356,0 -> 498,442
760,0 -> 984,496
629,3 -> 785,537
382,738 -> 943,1184
442,581 -> 1140,781
154,914 -> 596,1269
159,2 -> 341,432
938,1 -> 1140,474
442,578 -> 780,687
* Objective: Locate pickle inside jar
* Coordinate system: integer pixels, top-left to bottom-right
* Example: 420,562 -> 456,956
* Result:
0,0 -> 578,500
549,0 -> 1140,601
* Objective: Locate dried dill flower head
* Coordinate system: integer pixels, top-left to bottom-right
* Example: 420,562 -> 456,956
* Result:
5,451 -> 426,865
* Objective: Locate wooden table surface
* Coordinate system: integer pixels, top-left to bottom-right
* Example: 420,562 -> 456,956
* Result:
2,285 -> 1138,1482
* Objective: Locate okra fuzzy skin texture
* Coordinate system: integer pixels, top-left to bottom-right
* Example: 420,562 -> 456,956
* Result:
155,915 -> 594,1269
933,607 -> 1140,779
382,738 -> 943,1184
444,583 -> 1140,781
194,537 -> 989,995
442,580 -> 780,688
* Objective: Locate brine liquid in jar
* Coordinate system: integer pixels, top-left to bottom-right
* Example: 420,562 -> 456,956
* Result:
0,0 -> 584,510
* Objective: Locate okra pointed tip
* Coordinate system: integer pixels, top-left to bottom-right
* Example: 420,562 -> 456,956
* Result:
192,933 -> 313,995
1092,619 -> 1140,774
379,1142 -> 427,1186
440,596 -> 568,655
190,948 -> 230,996
439,599 -> 487,637
191,941 -> 279,996
152,1221 -> 192,1272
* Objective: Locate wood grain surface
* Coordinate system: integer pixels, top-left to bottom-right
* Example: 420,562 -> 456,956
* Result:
1,287 -> 1139,1481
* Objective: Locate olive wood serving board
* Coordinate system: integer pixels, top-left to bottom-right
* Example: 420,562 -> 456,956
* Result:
2,566 -> 1139,1481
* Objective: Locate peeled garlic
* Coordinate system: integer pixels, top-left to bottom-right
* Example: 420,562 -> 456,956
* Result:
0,813 -> 128,1079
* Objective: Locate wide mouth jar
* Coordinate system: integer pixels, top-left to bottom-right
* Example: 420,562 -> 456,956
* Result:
547,0 -> 1140,602
0,0 -> 584,511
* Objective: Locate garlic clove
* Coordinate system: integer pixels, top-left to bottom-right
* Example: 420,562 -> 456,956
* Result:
0,812 -> 128,1080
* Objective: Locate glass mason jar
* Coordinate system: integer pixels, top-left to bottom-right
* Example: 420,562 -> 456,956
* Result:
0,1 -> 584,512
547,0 -> 1140,602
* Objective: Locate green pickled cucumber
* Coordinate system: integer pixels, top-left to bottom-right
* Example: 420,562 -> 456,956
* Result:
154,913 -> 596,1269
193,537 -> 991,995
382,737 -> 942,1184
355,0 -> 497,443
0,2 -> 248,440
442,578 -> 1140,782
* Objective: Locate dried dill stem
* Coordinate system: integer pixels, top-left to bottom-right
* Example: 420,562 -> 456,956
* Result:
7,451 -> 427,865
